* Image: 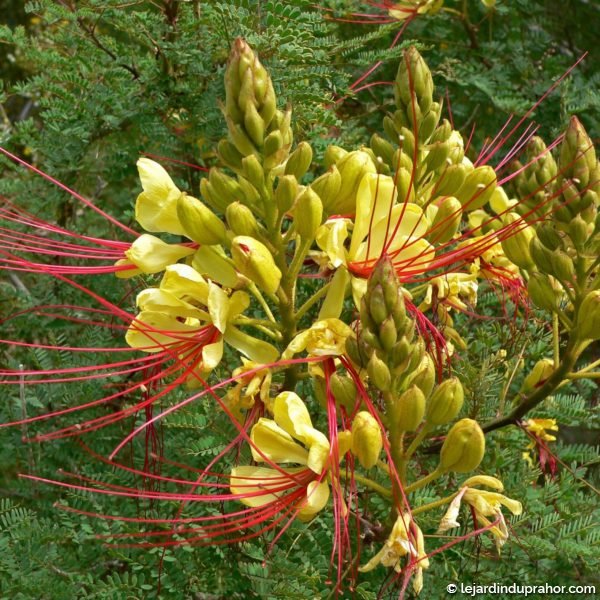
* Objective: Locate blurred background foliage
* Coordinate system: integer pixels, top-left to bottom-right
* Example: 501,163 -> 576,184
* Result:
0,1 -> 598,598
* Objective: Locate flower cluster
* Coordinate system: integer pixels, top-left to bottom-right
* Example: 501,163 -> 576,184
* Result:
2,38 -> 599,598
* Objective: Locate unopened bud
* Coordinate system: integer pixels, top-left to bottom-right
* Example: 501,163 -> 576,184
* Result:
311,166 -> 342,209
426,377 -> 464,425
576,290 -> 600,341
330,373 -> 357,412
285,142 -> 313,180
231,236 -> 282,294
527,272 -> 560,313
521,358 -> 554,394
379,316 -> 398,353
551,249 -> 575,282
367,353 -> 392,392
226,202 -> 261,238
330,151 -> 377,215
294,187 -> 323,240
351,411 -> 383,469
395,46 -> 434,113
536,222 -> 562,251
177,194 -> 227,245
456,166 -> 497,211
408,353 -> 436,399
390,385 -> 426,433
501,213 -> 535,270
560,117 -> 596,188
440,418 -> 485,473
275,175 -> 298,214
324,145 -> 348,168
530,237 -> 555,274
371,133 -> 395,166
368,284 -> 389,326
435,163 -> 468,197
428,196 -> 462,244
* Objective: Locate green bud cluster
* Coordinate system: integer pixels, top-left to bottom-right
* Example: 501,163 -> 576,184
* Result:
509,136 -> 558,220
345,257 -> 423,393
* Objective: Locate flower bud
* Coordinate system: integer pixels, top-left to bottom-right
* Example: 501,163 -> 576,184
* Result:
559,117 -> 596,188
432,166 -> 465,203
395,46 -> 434,114
370,133 -> 395,166
440,418 -> 485,473
330,373 -> 357,412
527,272 -> 560,313
536,222 -> 562,251
217,139 -> 244,171
424,140 -> 451,173
426,377 -> 464,425
294,187 -> 323,240
550,249 -> 575,282
408,353 -> 436,399
275,174 -> 298,214
242,154 -> 265,191
379,316 -> 398,353
324,145 -> 348,168
455,166 -> 497,211
520,358 -> 554,394
500,212 -> 535,270
390,385 -> 426,433
311,165 -> 342,209
576,290 -> 600,341
231,236 -> 282,295
568,215 -> 591,248
176,194 -> 227,246
368,283 -> 389,326
530,237 -> 554,274
428,196 -> 462,244
285,141 -> 313,180
328,151 -> 376,215
367,353 -> 392,392
226,202 -> 262,238
350,411 -> 383,469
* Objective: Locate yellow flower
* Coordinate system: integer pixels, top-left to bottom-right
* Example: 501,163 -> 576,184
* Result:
117,234 -> 195,276
126,264 -> 278,375
230,392 -> 351,521
438,476 -> 522,550
419,272 -> 478,312
360,512 -> 429,593
135,158 -> 186,235
282,318 -> 352,359
388,0 -> 444,22
224,359 -> 273,418
524,418 -> 558,442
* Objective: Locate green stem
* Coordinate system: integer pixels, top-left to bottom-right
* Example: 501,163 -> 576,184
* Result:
341,471 -> 392,499
404,466 -> 444,494
295,280 -> 332,322
404,423 -> 432,461
248,283 -> 276,322
411,493 -> 458,517
552,313 -> 560,365
568,371 -> 600,379
232,317 -> 283,341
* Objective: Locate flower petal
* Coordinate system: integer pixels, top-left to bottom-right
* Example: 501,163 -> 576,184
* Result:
297,480 -> 330,521
125,234 -> 195,274
250,418 -> 309,466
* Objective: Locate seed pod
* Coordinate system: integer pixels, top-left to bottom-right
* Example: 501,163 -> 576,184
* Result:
294,187 -> 323,240
576,290 -> 600,341
390,385 -> 426,433
425,377 -> 464,426
231,236 -> 282,295
440,418 -> 485,473
350,411 -> 383,469
521,358 -> 554,394
177,194 -> 227,246
285,142 -> 313,180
